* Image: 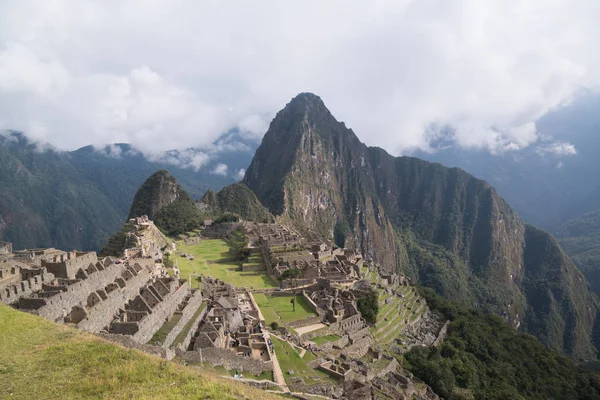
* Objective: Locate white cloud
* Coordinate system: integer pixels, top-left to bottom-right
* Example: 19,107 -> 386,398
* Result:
147,149 -> 211,171
0,0 -> 599,154
96,144 -> 123,159
211,163 -> 228,176
536,141 -> 578,156
236,168 -> 246,181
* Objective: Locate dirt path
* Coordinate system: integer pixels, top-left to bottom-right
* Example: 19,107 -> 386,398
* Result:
294,323 -> 326,336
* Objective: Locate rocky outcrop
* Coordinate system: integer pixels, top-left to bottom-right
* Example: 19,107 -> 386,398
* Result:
244,93 -> 600,360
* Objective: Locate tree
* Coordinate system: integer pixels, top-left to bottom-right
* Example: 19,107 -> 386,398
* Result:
357,287 -> 379,324
279,268 -> 303,311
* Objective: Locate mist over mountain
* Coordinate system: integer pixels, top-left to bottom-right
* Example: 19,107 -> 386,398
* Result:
412,92 -> 600,231
0,131 -> 256,251
244,93 -> 600,360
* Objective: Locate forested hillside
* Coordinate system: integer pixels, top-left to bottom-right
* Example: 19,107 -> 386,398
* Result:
0,132 -> 254,251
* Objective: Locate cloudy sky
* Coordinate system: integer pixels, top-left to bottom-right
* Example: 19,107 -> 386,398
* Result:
0,0 -> 599,155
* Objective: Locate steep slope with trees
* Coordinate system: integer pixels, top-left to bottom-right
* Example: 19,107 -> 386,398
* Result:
244,93 -> 600,360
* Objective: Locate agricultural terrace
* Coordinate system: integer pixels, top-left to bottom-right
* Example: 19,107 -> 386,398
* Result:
174,238 -> 277,289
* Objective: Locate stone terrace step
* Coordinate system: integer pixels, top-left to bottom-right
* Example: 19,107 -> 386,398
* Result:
375,305 -> 407,337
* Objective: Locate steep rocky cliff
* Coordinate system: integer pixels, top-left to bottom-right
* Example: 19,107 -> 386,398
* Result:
244,93 -> 600,360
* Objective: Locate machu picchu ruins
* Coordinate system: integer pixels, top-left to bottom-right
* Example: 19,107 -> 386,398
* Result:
1,216 -> 447,399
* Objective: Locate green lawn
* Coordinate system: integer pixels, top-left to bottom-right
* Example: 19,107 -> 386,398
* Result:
270,337 -> 334,385
254,294 -> 317,325
0,304 -> 280,400
310,334 -> 341,345
175,239 -> 277,289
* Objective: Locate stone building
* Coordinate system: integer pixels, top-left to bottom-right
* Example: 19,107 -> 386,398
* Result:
0,241 -> 12,255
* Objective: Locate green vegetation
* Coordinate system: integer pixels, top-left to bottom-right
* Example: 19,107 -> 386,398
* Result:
356,286 -> 379,324
201,183 -> 274,224
243,92 -> 600,360
127,170 -> 209,236
176,239 -> 277,289
253,293 -> 316,324
404,288 -> 600,400
270,336 -> 333,385
278,269 -> 303,303
310,334 -> 341,345
0,304 -> 279,400
214,212 -> 240,224
154,198 -> 205,236
557,209 -> 600,297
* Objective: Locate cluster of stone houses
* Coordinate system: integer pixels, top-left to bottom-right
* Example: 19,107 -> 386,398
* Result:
174,276 -> 274,375
0,217 -> 443,398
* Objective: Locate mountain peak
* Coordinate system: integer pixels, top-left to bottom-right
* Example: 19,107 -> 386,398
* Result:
128,170 -> 189,220
287,92 -> 326,108
276,92 -> 333,124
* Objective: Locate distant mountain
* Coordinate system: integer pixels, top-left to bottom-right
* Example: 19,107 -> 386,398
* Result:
244,93 -> 600,360
125,170 -> 207,236
0,131 -> 257,251
122,171 -> 272,239
556,210 -> 600,297
412,91 -> 600,231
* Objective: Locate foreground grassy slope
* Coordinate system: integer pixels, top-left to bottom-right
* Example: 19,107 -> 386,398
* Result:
0,305 -> 279,400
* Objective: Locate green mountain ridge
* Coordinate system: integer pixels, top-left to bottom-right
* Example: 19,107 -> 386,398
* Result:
244,92 -> 600,360
0,133 -> 254,251
557,210 -> 600,298
123,171 -> 273,238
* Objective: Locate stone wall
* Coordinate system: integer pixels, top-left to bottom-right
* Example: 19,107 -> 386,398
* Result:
317,335 -> 349,352
302,290 -> 326,319
376,358 -> 399,379
222,376 -> 280,390
433,320 -> 450,347
35,262 -> 124,322
288,316 -> 322,329
97,333 -> 175,360
130,282 -> 191,344
302,326 -> 331,340
162,289 -> 204,348
348,326 -> 370,343
177,348 -> 273,376
174,305 -> 208,351
42,252 -> 98,279
342,336 -> 373,358
329,314 -> 364,335
241,263 -> 265,272
0,268 -> 55,304
77,268 -> 151,333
